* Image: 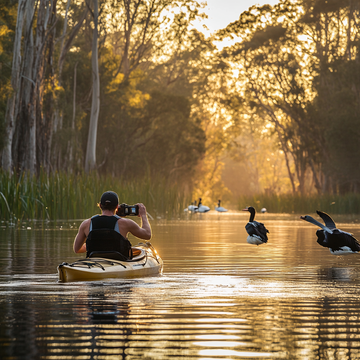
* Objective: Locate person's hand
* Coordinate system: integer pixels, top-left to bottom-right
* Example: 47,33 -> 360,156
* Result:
137,203 -> 147,217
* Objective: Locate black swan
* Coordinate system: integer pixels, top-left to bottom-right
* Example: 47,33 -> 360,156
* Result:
198,198 -> 210,213
243,206 -> 269,245
186,200 -> 198,213
215,200 -> 228,212
300,210 -> 360,255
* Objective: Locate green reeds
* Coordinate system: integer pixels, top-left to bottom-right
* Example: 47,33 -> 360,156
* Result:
0,170 -> 192,222
238,193 -> 360,215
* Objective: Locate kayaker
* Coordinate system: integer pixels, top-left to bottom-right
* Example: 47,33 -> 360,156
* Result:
73,191 -> 151,259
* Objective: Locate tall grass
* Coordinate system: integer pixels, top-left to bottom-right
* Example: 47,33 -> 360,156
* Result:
0,170 -> 192,222
238,193 -> 360,214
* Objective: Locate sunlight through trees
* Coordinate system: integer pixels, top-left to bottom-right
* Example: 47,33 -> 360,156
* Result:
0,0 -> 359,203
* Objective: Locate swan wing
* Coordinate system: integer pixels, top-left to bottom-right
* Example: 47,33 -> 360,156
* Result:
245,222 -> 269,242
300,215 -> 333,233
316,210 -> 336,229
328,230 -> 360,252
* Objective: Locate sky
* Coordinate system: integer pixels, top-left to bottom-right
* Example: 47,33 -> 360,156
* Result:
197,0 -> 280,34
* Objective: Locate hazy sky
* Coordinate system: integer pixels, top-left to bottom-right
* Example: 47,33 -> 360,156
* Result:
199,0 -> 280,34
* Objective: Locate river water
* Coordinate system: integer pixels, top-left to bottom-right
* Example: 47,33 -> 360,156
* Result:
1,211 -> 360,359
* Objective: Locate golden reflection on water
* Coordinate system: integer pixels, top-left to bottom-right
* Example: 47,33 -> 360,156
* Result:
197,349 -> 276,358
2,213 -> 360,359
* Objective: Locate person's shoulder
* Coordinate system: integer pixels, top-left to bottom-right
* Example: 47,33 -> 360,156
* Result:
80,218 -> 92,227
117,216 -> 132,223
118,217 -> 137,226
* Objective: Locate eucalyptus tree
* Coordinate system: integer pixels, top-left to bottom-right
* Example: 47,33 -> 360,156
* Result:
81,0 -> 209,175
218,1 -> 317,194
299,0 -> 360,193
85,0 -> 100,173
1,1 -> 90,174
95,16 -> 211,184
0,0 -> 23,171
218,0 -> 360,195
2,0 -> 59,175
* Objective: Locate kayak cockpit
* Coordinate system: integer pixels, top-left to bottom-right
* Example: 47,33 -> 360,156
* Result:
87,246 -> 146,262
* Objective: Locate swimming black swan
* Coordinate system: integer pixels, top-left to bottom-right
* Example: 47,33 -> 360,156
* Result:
215,200 -> 228,212
243,206 -> 269,245
300,210 -> 360,255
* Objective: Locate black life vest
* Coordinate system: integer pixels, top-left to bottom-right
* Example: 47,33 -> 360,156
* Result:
86,215 -> 132,259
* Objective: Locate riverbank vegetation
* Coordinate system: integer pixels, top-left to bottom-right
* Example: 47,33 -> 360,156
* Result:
0,170 -> 191,222
238,193 -> 360,215
1,1 -> 360,215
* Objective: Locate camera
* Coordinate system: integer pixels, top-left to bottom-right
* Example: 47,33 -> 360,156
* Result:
116,203 -> 139,217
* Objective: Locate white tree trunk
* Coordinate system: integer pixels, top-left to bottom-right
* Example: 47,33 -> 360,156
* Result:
1,0 -> 27,172
85,0 -> 100,173
27,0 -> 51,174
68,61 -> 78,170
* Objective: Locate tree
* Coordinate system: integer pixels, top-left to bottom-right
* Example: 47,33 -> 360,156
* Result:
300,0 -> 360,193
1,0 -> 25,172
85,0 -> 100,173
219,1 -> 315,194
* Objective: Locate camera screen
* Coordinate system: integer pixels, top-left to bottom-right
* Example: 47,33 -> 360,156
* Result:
131,207 -> 136,214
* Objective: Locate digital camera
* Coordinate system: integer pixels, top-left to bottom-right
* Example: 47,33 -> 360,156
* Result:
116,203 -> 139,217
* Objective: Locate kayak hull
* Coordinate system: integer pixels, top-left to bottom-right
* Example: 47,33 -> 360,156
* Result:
58,242 -> 163,282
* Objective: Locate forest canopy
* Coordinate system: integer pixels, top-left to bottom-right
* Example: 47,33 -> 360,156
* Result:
0,0 -> 359,202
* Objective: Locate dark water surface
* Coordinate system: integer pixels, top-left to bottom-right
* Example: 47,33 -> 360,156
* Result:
1,212 -> 360,359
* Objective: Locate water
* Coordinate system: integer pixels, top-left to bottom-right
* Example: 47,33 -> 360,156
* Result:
1,212 -> 360,359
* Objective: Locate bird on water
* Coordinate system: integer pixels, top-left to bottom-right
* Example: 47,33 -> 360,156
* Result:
187,200 -> 198,213
197,198 -> 210,213
300,210 -> 360,255
242,206 -> 269,245
215,200 -> 228,212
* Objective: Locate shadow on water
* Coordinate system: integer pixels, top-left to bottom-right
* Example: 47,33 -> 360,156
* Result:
1,212 -> 360,359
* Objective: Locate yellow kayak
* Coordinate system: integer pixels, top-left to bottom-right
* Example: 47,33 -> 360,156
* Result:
58,242 -> 163,282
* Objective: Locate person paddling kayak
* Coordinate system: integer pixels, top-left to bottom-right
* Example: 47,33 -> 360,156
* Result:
73,191 -> 151,260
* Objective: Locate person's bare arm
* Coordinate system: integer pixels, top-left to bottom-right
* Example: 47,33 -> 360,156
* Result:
122,203 -> 151,240
73,219 -> 90,253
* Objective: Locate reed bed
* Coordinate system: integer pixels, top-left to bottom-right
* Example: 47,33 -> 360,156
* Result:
0,170 -> 192,222
238,193 -> 360,215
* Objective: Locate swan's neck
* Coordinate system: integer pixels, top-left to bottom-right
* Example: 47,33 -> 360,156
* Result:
249,211 -> 255,222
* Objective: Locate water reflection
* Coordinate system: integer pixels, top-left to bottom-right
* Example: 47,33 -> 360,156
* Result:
318,267 -> 353,282
1,214 -> 360,359
75,286 -> 133,359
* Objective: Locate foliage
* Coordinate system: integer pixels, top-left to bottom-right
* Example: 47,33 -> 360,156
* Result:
218,0 -> 360,196
3,0 -> 360,205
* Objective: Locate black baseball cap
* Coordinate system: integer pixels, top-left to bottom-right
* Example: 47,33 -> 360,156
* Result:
100,191 -> 119,208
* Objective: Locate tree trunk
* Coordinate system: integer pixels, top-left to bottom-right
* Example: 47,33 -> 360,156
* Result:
56,5 -> 87,173
28,0 -> 55,175
347,0 -> 353,61
2,0 -> 27,172
85,0 -> 100,173
68,61 -> 79,172
13,0 -> 35,172
308,157 -> 322,194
